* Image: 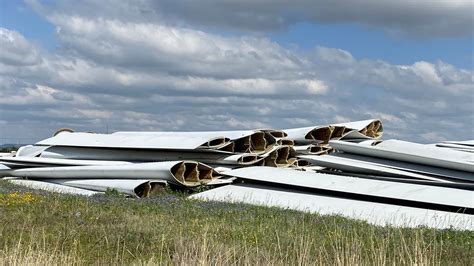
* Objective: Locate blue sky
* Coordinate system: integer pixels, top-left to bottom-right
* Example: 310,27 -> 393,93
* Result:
0,1 -> 56,49
0,0 -> 473,144
270,22 -> 473,69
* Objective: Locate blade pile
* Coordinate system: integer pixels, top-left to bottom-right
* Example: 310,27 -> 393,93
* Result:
1,119 -> 472,229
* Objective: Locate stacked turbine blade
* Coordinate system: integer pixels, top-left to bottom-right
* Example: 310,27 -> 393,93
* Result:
1,126 -> 301,197
1,119 -> 386,198
2,118 -> 473,230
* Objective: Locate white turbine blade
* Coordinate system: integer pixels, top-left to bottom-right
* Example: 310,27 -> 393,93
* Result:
190,183 -> 472,230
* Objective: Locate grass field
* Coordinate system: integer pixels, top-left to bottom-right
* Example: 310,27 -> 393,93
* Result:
0,180 -> 472,265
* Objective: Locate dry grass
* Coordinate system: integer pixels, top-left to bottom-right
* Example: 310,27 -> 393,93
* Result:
0,181 -> 472,265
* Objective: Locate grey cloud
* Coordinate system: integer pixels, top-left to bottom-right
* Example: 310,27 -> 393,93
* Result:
28,0 -> 474,38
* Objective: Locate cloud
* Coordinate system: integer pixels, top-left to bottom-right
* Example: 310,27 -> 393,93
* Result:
51,16 -> 305,79
27,0 -> 474,38
0,83 -> 89,106
1,2 -> 473,144
0,28 -> 42,66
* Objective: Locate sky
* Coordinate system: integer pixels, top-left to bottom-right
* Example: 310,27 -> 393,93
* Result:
0,0 -> 473,144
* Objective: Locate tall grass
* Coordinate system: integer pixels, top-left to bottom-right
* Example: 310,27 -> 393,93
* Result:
0,182 -> 472,265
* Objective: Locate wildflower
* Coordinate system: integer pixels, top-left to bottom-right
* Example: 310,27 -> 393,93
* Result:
0,192 -> 40,206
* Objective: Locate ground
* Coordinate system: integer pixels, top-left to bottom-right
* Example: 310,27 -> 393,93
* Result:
0,180 -> 472,265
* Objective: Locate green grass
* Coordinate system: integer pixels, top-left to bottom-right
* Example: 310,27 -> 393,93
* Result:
0,180 -> 472,265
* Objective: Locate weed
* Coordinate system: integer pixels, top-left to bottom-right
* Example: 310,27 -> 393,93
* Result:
0,181 -> 472,265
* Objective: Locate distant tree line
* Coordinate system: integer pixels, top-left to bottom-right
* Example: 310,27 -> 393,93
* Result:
0,147 -> 18,153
